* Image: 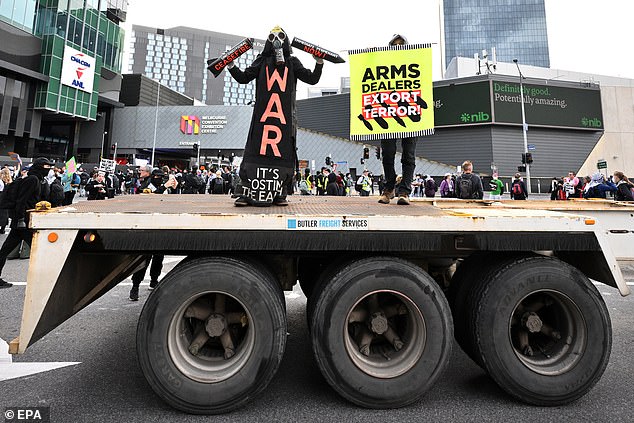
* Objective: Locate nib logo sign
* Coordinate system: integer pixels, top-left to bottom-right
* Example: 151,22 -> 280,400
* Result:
460,111 -> 490,124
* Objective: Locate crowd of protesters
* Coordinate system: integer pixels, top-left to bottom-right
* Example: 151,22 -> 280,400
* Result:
64,164 -> 241,199
549,171 -> 634,201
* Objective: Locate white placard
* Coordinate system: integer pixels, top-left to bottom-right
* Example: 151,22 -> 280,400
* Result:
60,45 -> 96,93
99,159 -> 115,174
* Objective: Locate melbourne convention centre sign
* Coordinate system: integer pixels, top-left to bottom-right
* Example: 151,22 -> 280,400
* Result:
434,78 -> 603,131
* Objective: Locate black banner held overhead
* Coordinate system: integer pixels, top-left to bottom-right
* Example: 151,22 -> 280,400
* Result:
291,37 -> 345,64
207,38 -> 254,77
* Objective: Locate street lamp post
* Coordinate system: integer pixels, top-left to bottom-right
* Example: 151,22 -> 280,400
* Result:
100,130 -> 108,162
513,59 -> 531,194
151,80 -> 160,167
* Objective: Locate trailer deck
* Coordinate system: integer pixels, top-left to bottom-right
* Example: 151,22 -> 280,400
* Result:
28,195 -> 631,231
11,195 -> 634,412
32,194 -> 634,217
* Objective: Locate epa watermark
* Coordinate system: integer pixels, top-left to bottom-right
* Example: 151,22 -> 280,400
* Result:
4,407 -> 50,423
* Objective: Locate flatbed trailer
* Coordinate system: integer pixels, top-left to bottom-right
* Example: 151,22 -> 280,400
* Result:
9,195 -> 634,413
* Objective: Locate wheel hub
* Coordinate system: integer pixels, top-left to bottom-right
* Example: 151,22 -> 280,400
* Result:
510,290 -> 587,376
368,311 -> 389,335
344,290 -> 426,379
168,292 -> 255,383
206,313 -> 227,337
521,312 -> 543,333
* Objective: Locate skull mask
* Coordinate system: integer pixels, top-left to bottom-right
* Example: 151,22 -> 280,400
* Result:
268,26 -> 287,65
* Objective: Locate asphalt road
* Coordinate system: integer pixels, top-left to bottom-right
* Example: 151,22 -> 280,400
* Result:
1,249 -> 633,422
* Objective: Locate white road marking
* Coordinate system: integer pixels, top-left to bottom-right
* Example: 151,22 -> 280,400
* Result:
0,339 -> 80,382
593,281 -> 634,286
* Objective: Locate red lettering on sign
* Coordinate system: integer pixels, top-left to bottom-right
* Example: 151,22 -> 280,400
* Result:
260,125 -> 282,157
260,93 -> 286,124
265,66 -> 288,92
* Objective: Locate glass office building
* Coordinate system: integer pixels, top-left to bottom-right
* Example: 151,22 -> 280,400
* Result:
34,0 -> 125,119
129,25 -> 264,105
0,0 -> 126,161
443,0 -> 550,69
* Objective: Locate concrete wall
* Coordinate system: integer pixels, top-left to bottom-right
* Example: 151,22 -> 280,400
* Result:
578,85 -> 634,178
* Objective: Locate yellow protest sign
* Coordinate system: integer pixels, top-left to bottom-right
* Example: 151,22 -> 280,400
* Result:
349,43 -> 434,141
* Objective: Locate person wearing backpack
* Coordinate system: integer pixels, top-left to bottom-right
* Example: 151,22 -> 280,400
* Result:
424,175 -> 437,198
0,157 -> 54,288
183,166 -> 202,194
454,161 -> 483,200
211,171 -> 225,195
46,169 -> 65,207
356,169 -> 372,197
510,173 -> 528,200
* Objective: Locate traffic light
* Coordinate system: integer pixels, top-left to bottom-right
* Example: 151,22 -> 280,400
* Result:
360,158 -> 365,165
363,147 -> 369,160
525,152 -> 533,164
325,156 -> 331,166
375,146 -> 381,159
111,144 -> 116,151
193,143 -> 199,155
521,153 -> 533,165
518,165 -> 526,172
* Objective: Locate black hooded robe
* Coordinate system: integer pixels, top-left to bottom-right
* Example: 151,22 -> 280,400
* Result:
229,39 -> 322,206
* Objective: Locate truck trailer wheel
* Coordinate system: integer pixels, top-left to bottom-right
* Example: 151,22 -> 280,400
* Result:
447,253 -> 498,358
305,257 -> 355,332
474,256 -> 611,405
311,257 -> 453,408
136,256 -> 287,414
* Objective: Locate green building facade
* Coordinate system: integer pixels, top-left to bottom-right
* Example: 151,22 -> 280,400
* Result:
0,0 -> 126,162
34,0 -> 124,120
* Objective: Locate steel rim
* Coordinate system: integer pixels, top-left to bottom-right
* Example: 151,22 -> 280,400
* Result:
167,291 -> 254,383
344,290 -> 426,379
509,289 -> 587,376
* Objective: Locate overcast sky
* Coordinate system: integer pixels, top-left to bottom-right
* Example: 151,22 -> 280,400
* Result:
122,0 -> 634,94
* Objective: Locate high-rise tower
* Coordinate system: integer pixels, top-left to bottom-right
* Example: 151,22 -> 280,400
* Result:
443,0 -> 550,69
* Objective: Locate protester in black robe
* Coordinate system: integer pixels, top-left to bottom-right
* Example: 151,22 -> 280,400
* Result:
227,26 -> 323,206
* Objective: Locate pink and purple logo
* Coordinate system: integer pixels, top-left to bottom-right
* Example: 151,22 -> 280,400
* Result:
180,115 -> 200,135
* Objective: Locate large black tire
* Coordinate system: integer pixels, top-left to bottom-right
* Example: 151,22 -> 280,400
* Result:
311,257 -> 453,408
449,254 -> 502,367
450,253 -> 532,368
137,256 -> 287,414
447,253 -> 491,312
473,256 -> 612,405
305,257 -> 357,332
297,257 -> 326,300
